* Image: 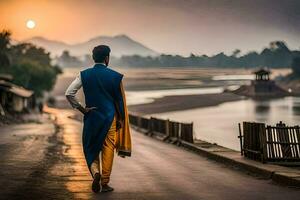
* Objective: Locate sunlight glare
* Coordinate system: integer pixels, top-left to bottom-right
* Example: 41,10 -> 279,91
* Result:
26,20 -> 36,29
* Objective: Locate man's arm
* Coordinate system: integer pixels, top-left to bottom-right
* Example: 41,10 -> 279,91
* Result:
65,74 -> 90,114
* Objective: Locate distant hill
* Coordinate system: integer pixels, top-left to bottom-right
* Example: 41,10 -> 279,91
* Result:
24,35 -> 158,57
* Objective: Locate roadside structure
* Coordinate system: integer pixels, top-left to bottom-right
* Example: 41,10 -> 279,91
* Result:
0,74 -> 34,115
233,68 -> 289,98
239,121 -> 300,165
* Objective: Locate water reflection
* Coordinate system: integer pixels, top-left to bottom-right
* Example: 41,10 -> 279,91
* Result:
292,98 -> 300,116
254,100 -> 270,114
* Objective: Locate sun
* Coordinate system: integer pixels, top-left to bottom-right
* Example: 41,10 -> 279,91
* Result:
26,20 -> 36,29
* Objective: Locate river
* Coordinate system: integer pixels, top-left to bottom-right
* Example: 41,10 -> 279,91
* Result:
150,97 -> 300,151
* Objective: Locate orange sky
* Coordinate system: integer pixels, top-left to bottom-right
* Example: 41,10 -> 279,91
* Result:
0,0 -> 125,43
1,0 -> 300,55
0,0 -> 179,51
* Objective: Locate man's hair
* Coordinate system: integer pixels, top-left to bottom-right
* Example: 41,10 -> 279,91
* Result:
92,45 -> 111,63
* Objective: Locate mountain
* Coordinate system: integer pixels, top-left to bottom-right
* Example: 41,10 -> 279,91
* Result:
26,37 -> 69,55
24,35 -> 158,57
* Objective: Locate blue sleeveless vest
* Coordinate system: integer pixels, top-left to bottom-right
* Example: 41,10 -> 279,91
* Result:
80,64 -> 124,168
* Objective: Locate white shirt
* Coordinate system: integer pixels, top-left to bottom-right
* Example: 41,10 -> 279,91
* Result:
65,73 -> 83,108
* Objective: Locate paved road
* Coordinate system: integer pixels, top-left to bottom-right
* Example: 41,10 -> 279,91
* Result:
1,108 -> 299,199
0,114 -> 72,199
52,108 -> 299,199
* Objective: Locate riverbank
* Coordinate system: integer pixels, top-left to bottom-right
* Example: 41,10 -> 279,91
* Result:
128,92 -> 245,115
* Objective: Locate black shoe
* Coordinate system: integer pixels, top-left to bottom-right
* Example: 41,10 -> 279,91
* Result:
92,173 -> 101,193
101,184 -> 114,193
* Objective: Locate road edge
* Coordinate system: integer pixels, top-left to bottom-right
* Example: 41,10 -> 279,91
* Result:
132,126 -> 300,188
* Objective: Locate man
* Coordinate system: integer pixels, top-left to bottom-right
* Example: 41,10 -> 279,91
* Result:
65,45 -> 132,193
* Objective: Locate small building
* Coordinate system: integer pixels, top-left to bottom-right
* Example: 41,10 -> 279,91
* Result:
233,68 -> 288,98
253,69 -> 274,94
0,74 -> 34,115
254,69 -> 270,81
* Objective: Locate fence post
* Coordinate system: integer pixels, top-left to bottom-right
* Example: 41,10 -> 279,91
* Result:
177,123 -> 182,145
163,119 -> 170,141
137,116 -> 142,132
238,123 -> 243,156
190,122 -> 194,143
259,124 -> 267,163
148,117 -> 153,136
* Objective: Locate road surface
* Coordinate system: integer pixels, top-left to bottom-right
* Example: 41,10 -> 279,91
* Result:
0,108 -> 299,199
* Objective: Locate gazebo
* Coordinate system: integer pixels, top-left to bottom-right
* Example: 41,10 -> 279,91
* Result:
233,68 -> 289,98
254,69 -> 271,81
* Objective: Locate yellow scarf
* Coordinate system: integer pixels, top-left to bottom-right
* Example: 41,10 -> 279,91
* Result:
116,82 -> 132,157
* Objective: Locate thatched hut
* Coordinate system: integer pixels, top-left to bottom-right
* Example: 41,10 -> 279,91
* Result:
0,74 -> 34,115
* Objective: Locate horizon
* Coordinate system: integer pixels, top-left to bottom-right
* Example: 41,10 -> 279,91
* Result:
1,0 -> 300,56
23,34 -> 299,57
22,34 -> 134,44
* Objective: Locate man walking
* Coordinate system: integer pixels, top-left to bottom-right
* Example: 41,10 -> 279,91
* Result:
65,45 -> 132,193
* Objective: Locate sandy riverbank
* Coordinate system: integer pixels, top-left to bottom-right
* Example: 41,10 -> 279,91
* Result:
51,67 -> 254,114
128,92 -> 245,115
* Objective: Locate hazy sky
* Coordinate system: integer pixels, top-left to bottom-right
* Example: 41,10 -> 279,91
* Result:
1,0 -> 300,56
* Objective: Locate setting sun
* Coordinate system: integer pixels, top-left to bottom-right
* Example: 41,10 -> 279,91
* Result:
26,20 -> 36,29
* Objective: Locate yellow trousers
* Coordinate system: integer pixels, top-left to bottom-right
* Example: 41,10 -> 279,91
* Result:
90,115 -> 117,185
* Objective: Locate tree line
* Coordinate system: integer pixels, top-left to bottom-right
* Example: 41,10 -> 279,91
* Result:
55,41 -> 300,70
111,41 -> 299,68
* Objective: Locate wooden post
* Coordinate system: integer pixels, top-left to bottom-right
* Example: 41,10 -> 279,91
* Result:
190,122 -> 194,143
178,123 -> 182,145
294,126 -> 300,158
163,119 -> 170,141
238,123 -> 243,156
137,116 -> 142,132
259,124 -> 267,163
166,119 -> 170,135
243,122 -> 247,157
149,117 -> 154,136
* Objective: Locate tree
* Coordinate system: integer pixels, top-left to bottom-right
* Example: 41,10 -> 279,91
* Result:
291,57 -> 300,76
55,50 -> 83,68
9,60 -> 59,96
0,30 -> 11,71
232,49 -> 241,57
0,30 -> 61,97
10,43 -> 52,66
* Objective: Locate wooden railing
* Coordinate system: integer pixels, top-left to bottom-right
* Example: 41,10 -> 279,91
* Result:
129,113 -> 194,144
238,121 -> 300,165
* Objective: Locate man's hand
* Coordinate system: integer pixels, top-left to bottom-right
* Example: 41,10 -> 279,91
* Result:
77,106 -> 97,115
84,107 -> 97,114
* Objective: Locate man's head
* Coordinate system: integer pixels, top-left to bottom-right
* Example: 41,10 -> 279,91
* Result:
92,45 -> 111,66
